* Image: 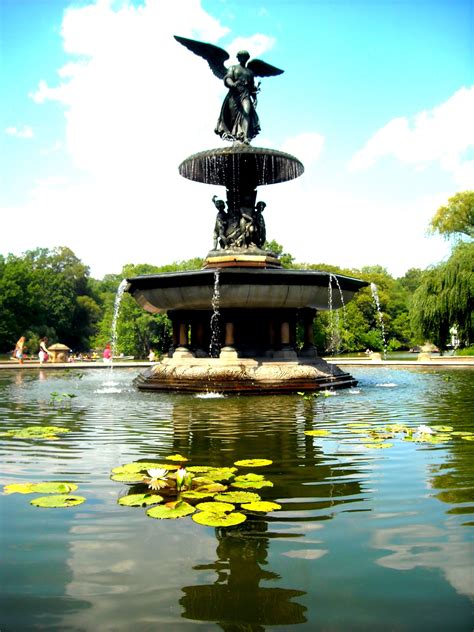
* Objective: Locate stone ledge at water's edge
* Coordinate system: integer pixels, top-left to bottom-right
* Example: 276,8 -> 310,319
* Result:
134,356 -> 357,394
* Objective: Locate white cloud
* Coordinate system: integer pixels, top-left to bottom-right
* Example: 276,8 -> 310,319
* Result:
281,132 -> 324,166
5,125 -> 33,138
348,86 -> 474,187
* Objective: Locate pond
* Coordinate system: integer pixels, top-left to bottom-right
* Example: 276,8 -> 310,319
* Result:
1,367 -> 473,631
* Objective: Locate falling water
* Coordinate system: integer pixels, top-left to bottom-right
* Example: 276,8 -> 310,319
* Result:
111,279 -> 128,361
209,269 -> 221,358
327,275 -> 342,355
370,282 -> 388,359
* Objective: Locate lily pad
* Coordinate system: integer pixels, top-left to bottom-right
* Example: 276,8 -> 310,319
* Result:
181,490 -> 215,502
118,493 -> 163,507
215,491 -> 261,504
461,435 -> 474,441
31,482 -> 78,494
241,501 -> 282,513
432,425 -> 454,432
232,480 -> 273,489
196,501 -> 235,513
187,466 -> 213,473
165,454 -> 189,462
194,482 -> 228,494
452,431 -> 473,436
305,429 -> 331,437
4,482 -> 35,494
192,511 -> 247,527
110,472 -> 145,483
234,473 -> 265,482
146,501 -> 195,519
205,467 -> 237,482
233,459 -> 272,468
112,462 -> 177,475
363,442 -> 393,449
30,494 -> 85,508
5,426 -> 70,440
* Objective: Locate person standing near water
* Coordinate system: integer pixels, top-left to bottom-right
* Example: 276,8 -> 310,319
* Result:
13,336 -> 26,364
103,343 -> 112,363
38,337 -> 49,364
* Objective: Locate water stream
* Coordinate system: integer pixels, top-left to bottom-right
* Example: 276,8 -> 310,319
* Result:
370,282 -> 388,358
209,269 -> 221,358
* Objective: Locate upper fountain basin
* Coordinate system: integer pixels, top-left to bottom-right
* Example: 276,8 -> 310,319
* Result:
126,268 -> 368,313
179,145 -> 304,188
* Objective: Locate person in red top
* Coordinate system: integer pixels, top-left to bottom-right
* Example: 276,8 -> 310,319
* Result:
103,344 -> 112,362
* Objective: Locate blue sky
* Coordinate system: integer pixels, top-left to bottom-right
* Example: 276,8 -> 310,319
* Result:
1,0 -> 473,278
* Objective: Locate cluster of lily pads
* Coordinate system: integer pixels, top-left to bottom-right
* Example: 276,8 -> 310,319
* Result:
0,425 -> 71,441
3,481 -> 85,507
111,454 -> 280,526
305,423 -> 474,449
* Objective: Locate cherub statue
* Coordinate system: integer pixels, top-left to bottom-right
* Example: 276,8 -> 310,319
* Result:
174,35 -> 284,144
212,195 -> 228,250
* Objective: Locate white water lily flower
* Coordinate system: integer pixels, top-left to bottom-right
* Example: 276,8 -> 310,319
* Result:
416,424 -> 435,435
176,467 -> 187,491
147,468 -> 168,479
146,468 -> 169,490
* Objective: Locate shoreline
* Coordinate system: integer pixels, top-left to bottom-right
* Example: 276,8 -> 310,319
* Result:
0,357 -> 473,370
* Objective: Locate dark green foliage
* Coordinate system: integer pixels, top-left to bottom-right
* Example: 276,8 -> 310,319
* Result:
410,242 -> 473,349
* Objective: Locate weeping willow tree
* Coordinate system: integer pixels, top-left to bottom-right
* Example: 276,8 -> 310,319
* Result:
410,242 -> 473,349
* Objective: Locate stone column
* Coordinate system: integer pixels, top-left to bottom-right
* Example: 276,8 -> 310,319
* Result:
173,320 -> 194,359
300,309 -> 318,358
192,320 -> 207,357
220,321 -> 239,360
275,318 -> 297,359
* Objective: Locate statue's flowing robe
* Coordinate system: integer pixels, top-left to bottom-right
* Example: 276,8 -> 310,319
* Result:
215,71 -> 260,142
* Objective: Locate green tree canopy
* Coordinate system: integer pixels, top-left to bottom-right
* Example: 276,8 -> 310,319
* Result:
429,191 -> 474,240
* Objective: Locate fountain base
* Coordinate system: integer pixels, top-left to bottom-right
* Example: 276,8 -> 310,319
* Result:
135,356 -> 357,394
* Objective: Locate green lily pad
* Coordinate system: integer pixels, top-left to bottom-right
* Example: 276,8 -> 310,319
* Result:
110,472 -> 146,483
196,501 -> 235,513
205,467 -> 237,482
452,431 -> 473,436
6,426 -> 70,440
234,473 -> 265,482
4,481 -> 78,495
362,442 -> 393,449
305,429 -> 331,436
31,482 -> 78,494
30,494 -> 86,508
241,500 -> 282,512
461,435 -> 474,441
4,482 -> 35,494
194,482 -> 228,494
112,462 -> 177,475
165,454 -> 189,462
187,466 -> 213,473
432,425 -> 454,432
181,490 -> 215,502
215,491 -> 261,504
118,493 -> 163,507
232,480 -> 273,489
192,511 -> 247,527
146,501 -> 195,519
233,459 -> 272,467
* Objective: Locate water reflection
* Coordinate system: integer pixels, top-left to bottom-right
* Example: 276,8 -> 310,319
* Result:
181,519 -> 307,629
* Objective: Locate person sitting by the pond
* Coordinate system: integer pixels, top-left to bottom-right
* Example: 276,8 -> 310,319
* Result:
148,349 -> 156,362
13,336 -> 26,364
103,344 -> 112,362
38,337 -> 49,364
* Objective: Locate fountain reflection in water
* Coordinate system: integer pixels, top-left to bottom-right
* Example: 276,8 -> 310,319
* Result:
209,269 -> 221,358
370,282 -> 388,358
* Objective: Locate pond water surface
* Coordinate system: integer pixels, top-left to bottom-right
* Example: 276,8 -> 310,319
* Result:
1,367 -> 473,631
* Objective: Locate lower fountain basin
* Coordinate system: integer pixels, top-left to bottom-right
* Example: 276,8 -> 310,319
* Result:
126,268 -> 368,313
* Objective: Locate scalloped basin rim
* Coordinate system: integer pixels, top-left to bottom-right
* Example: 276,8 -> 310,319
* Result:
126,269 -> 368,313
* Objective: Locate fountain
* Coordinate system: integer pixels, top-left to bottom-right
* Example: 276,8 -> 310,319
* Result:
125,36 -> 368,393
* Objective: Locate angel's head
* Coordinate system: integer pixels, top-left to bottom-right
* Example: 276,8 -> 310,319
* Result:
236,50 -> 250,64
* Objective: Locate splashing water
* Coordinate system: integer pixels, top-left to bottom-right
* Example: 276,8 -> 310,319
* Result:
111,279 -> 128,362
370,282 -> 388,359
327,275 -> 342,355
209,269 -> 221,358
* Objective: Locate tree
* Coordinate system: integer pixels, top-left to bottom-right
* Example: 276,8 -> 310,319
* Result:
429,191 -> 474,240
410,242 -> 473,349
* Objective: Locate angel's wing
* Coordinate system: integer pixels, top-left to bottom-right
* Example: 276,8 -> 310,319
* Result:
174,36 -> 229,80
247,59 -> 284,78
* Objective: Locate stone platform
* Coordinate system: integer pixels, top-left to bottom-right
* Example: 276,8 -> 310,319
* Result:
134,355 -> 357,394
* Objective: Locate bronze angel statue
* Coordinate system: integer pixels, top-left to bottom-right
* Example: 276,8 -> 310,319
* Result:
174,35 -> 284,144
